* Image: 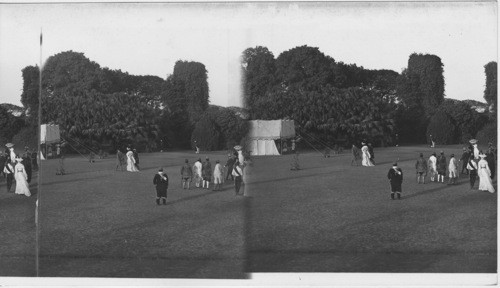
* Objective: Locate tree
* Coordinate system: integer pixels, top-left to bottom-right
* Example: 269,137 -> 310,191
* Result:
484,61 -> 497,116
172,61 -> 209,124
0,105 -> 25,142
190,113 -> 220,151
406,53 -> 445,117
20,65 -> 40,124
241,46 -> 277,117
439,99 -> 479,143
274,45 -> 335,91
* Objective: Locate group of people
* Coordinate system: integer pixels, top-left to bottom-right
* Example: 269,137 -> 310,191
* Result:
115,147 -> 140,172
152,150 -> 247,205
387,139 -> 496,200
1,144 -> 33,197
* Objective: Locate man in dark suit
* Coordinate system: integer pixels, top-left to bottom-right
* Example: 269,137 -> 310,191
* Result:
387,162 -> 403,200
153,167 -> 169,205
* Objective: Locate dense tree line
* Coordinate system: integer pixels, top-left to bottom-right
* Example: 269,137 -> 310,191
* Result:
16,51 -> 246,152
242,45 -> 493,146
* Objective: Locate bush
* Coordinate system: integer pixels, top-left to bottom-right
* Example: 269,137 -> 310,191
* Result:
426,111 -> 458,145
476,122 -> 497,146
191,114 -> 221,151
11,126 -> 37,150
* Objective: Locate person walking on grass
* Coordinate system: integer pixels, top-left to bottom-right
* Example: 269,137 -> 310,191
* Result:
180,159 -> 193,190
459,147 -> 470,175
0,151 -> 6,182
466,155 -> 478,190
478,154 -> 495,193
368,143 -> 375,165
387,162 -> 403,200
133,149 -> 140,170
448,154 -> 458,185
486,147 -> 496,180
232,159 -> 244,196
153,167 -> 169,205
126,147 -> 139,172
428,152 -> 437,182
415,153 -> 427,184
213,160 -> 224,191
436,151 -> 447,183
193,158 -> 202,188
202,157 -> 212,189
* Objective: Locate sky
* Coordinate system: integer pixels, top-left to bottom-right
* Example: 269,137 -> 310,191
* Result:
0,2 -> 497,108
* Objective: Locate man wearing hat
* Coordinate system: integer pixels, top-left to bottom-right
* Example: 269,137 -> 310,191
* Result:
153,167 -> 169,205
3,155 -> 14,192
0,151 -> 6,182
387,162 -> 403,200
459,147 -> 470,175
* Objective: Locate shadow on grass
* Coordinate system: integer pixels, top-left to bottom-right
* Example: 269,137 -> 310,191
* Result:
40,175 -> 109,186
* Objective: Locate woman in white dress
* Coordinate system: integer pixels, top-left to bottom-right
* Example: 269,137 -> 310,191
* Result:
14,157 -> 31,197
478,154 -> 495,193
428,152 -> 438,182
126,148 -> 139,172
193,158 -> 203,188
361,142 -> 374,167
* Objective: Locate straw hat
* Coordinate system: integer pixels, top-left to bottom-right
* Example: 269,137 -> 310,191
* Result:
5,143 -> 14,148
469,139 -> 478,144
479,153 -> 487,158
15,157 -> 23,162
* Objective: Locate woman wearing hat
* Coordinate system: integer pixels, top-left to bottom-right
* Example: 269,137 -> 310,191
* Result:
14,156 -> 31,197
126,147 -> 139,172
478,154 -> 495,193
361,142 -> 374,167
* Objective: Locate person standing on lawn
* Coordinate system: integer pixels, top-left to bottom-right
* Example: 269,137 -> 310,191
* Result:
436,151 -> 447,183
459,147 -> 470,175
224,154 -> 235,182
415,153 -> 427,184
232,159 -> 244,196
213,160 -> 224,191
126,147 -> 139,172
4,156 -> 14,192
153,167 -> 169,205
22,152 -> 32,183
448,154 -> 458,185
387,162 -> 403,200
466,155 -> 478,190
193,158 -> 202,188
202,157 -> 212,189
361,142 -> 374,167
14,157 -> 31,197
478,154 -> 495,193
180,159 -> 193,190
428,152 -> 438,182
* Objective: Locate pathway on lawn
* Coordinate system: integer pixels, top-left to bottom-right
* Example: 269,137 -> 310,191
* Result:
38,151 -> 246,278
246,145 -> 497,272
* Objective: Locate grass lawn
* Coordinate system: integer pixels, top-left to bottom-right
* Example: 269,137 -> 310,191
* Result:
246,144 -> 497,273
38,151 -> 246,278
0,170 -> 37,276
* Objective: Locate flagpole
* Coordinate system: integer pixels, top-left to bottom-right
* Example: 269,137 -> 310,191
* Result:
36,28 -> 42,277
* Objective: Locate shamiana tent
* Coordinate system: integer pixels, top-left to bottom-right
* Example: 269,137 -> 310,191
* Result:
247,120 -> 295,156
40,124 -> 60,160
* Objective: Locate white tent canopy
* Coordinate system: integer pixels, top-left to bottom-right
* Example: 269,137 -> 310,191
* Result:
247,120 -> 295,156
40,124 -> 60,144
